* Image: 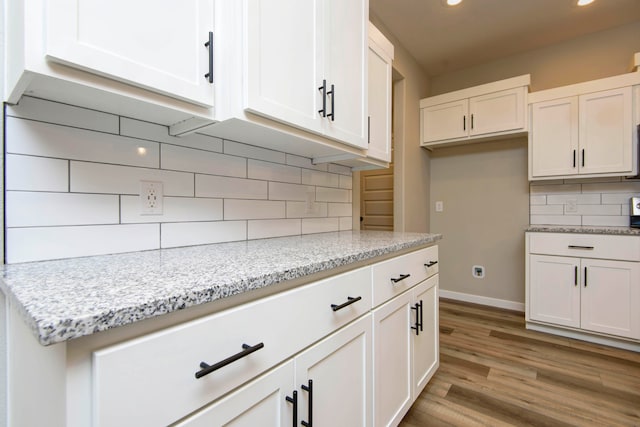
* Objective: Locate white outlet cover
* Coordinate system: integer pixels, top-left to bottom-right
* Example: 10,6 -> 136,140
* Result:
472,265 -> 485,279
140,180 -> 163,215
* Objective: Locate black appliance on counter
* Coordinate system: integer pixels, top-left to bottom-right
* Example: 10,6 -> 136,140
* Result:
631,197 -> 640,228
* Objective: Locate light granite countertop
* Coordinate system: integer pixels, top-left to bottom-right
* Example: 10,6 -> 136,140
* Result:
526,225 -> 640,236
0,231 -> 441,346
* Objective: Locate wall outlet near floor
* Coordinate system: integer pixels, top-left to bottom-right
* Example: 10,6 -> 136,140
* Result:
140,180 -> 163,215
472,265 -> 485,279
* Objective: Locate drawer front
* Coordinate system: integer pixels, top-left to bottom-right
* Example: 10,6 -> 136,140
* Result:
372,246 -> 438,307
528,232 -> 640,261
93,266 -> 372,427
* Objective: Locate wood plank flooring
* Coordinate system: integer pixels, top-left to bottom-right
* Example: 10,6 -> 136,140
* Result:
399,299 -> 640,427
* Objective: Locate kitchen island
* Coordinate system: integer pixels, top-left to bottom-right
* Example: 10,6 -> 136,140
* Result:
1,230 -> 442,427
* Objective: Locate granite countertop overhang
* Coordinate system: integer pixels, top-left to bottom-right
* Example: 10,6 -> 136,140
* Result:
526,225 -> 640,236
0,231 -> 442,346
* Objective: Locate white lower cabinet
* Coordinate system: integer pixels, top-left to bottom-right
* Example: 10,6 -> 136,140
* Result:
372,253 -> 440,427
178,314 -> 372,427
527,233 -> 640,344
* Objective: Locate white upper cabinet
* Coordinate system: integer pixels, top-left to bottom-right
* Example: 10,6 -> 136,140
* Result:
45,0 -> 215,107
530,87 -> 635,180
367,23 -> 394,163
420,75 -> 530,148
240,0 -> 368,150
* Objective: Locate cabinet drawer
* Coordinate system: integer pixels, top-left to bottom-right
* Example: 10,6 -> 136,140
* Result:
372,246 -> 438,307
528,233 -> 640,261
92,266 -> 372,427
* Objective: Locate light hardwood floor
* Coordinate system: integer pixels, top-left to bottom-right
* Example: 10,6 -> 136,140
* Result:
400,299 -> 640,427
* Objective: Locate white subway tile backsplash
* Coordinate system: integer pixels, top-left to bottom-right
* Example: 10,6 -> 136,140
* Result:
6,96 -> 119,134
286,201 -> 328,218
529,183 -> 581,194
248,219 -> 301,239
582,181 -> 640,193
530,204 -> 564,215
3,100 -> 353,262
301,169 -> 340,187
601,193 -> 640,204
248,159 -> 301,183
161,221 -> 246,248
571,204 -> 621,216
582,216 -> 629,226
6,224 -> 160,263
328,203 -> 352,217
71,162 -> 194,196
269,182 -> 314,201
224,141 -> 286,164
120,118 -> 223,153
302,218 -> 340,234
339,217 -> 353,231
328,164 -> 352,176
529,195 -> 547,205
316,187 -> 350,203
121,196 -> 223,223
6,154 -> 68,192
6,192 -> 119,227
224,200 -> 285,220
196,175 -> 267,199
530,215 -> 582,226
6,117 -> 159,168
161,144 -> 246,177
546,194 -> 600,205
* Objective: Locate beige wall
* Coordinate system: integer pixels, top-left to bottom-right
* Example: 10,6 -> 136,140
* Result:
429,22 -> 640,305
366,14 -> 431,233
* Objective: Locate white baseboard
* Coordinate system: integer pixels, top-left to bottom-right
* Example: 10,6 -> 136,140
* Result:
527,322 -> 640,352
439,289 -> 525,312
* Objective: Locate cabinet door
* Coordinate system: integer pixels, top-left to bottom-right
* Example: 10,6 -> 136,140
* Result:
529,255 -> 581,328
469,87 -> 526,137
412,276 -> 439,400
367,39 -> 393,162
45,0 -> 215,107
421,100 -> 468,143
244,0 -> 323,134
322,0 -> 368,149
579,87 -> 633,175
373,291 -> 412,427
530,97 -> 579,178
581,259 -> 640,340
175,360 -> 295,427
295,315 -> 372,427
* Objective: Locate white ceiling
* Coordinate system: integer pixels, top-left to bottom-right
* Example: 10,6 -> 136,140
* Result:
370,0 -> 640,77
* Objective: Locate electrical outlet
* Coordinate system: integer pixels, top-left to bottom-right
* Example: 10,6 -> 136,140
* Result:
435,201 -> 444,212
472,265 -> 485,279
566,198 -> 578,213
140,180 -> 163,215
305,189 -> 316,214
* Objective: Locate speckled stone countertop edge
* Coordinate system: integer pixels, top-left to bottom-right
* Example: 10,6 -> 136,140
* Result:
0,231 -> 442,346
526,225 -> 640,235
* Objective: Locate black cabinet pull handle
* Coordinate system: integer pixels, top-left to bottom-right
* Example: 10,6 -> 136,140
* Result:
331,296 -> 362,312
391,274 -> 411,283
301,379 -> 313,427
424,261 -> 438,267
574,266 -> 578,286
584,267 -> 588,287
471,113 -> 474,129
582,149 -> 585,167
286,390 -> 297,427
568,245 -> 594,250
195,342 -> 264,379
573,150 -> 576,168
327,84 -> 335,121
463,115 -> 466,131
204,31 -> 213,83
318,80 -> 327,118
419,299 -> 424,332
411,300 -> 423,336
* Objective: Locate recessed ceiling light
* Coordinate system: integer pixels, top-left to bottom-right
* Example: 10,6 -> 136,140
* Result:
577,0 -> 594,5
447,0 -> 462,5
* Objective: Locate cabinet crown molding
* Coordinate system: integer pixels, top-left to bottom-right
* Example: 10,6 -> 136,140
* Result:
419,74 -> 530,108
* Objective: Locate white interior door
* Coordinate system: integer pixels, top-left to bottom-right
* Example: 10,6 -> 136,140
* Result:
45,0 -> 214,107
